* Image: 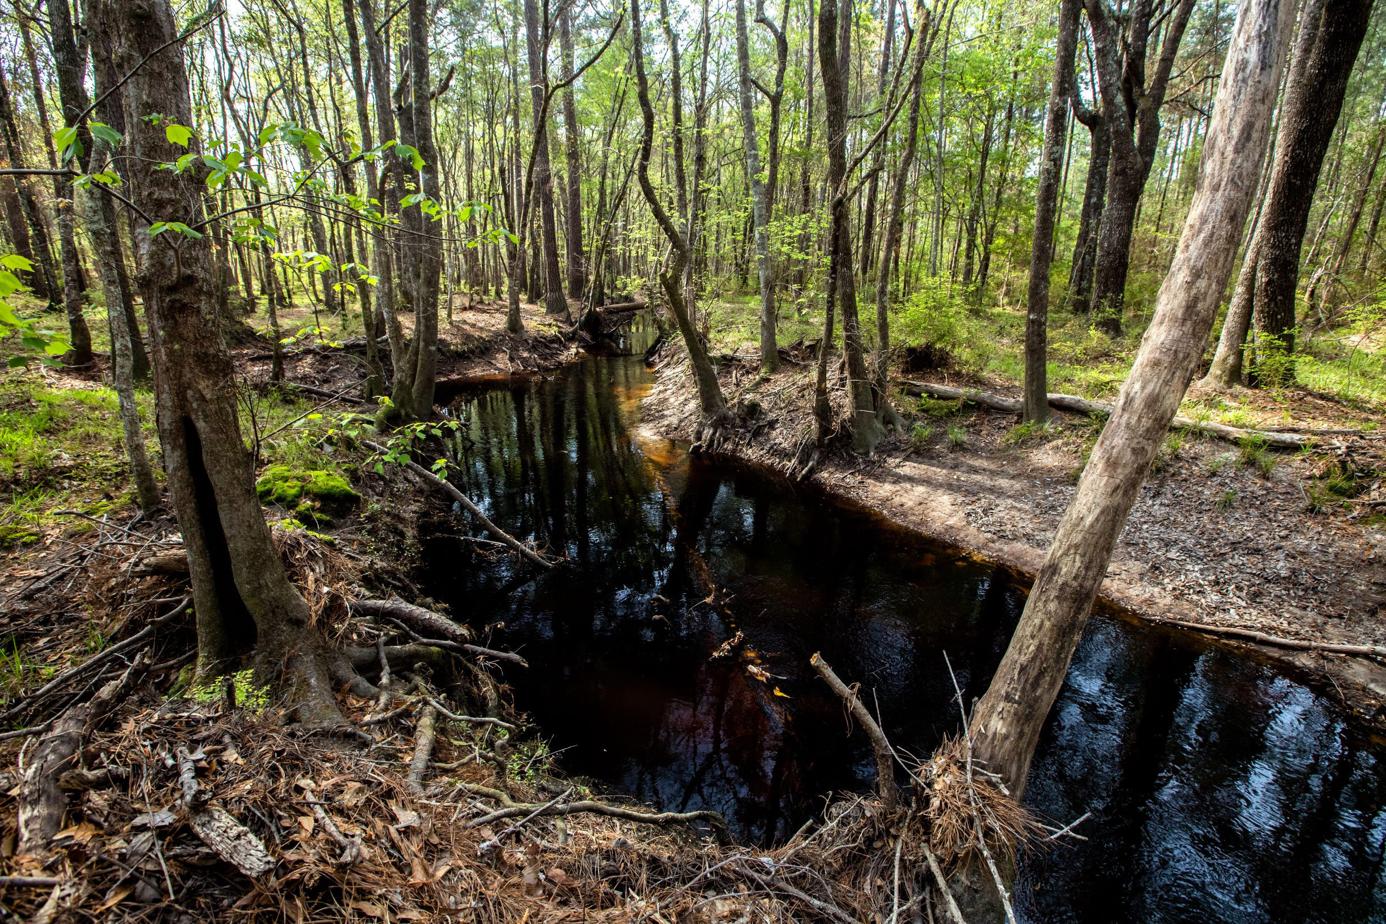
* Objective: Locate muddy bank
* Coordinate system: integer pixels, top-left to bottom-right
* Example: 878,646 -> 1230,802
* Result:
641,355 -> 1386,724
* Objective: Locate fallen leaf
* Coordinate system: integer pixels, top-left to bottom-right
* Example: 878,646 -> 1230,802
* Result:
390,804 -> 420,828
96,885 -> 133,912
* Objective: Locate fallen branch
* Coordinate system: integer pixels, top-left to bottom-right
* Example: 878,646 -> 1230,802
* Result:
810,653 -> 897,813
424,696 -> 517,731
177,747 -> 275,878
457,782 -> 728,840
901,381 -> 1313,449
350,598 -> 472,645
18,659 -> 143,851
305,796 -> 363,866
408,705 -> 438,795
923,844 -> 969,924
1159,618 -> 1386,660
363,440 -> 553,569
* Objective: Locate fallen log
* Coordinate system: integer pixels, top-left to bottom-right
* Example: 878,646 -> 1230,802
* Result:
19,659 -> 143,851
363,440 -> 554,569
407,706 -> 438,795
901,380 -> 1313,449
1159,618 -> 1386,661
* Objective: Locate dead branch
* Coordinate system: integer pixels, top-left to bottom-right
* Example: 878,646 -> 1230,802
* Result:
350,597 -> 472,644
363,439 -> 554,569
810,653 -> 897,813
1159,618 -> 1386,660
303,794 -> 364,865
2,597 -> 190,723
18,658 -> 144,851
408,705 -> 438,795
177,747 -> 275,879
923,844 -> 969,924
901,380 -> 1314,449
424,696 -> 517,731
457,781 -> 729,839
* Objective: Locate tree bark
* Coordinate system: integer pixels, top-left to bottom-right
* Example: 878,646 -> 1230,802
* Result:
1066,92 -> 1109,315
736,0 -> 779,374
820,0 -> 884,454
1023,0 -> 1081,425
630,0 -> 726,422
95,0 -> 342,726
523,0 -> 569,318
1251,0 -> 1373,384
970,0 -> 1294,798
1084,0 -> 1196,336
559,6 -> 585,299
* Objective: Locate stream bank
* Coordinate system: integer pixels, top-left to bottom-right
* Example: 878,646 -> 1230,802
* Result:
641,353 -> 1386,726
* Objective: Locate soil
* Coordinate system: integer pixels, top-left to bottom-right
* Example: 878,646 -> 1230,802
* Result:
640,352 -> 1386,725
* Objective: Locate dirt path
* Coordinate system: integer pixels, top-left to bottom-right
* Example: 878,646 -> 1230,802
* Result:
641,356 -> 1386,723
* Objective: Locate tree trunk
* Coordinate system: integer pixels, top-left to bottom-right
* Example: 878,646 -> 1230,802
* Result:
1084,0 -> 1196,336
1067,98 -> 1109,315
341,0 -> 385,400
42,0 -> 95,365
523,0 -> 569,318
873,1 -> 935,423
969,0 -> 1294,797
1251,0 -> 1373,384
630,0 -> 726,422
1023,0 -> 1080,425
820,0 -> 884,454
736,0 -> 779,374
559,7 -> 585,299
95,0 -> 343,725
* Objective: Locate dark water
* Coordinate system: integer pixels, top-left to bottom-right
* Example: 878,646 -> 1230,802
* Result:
424,315 -> 1386,923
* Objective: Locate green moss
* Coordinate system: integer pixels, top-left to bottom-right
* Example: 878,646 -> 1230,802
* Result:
256,465 -> 358,512
0,524 -> 39,548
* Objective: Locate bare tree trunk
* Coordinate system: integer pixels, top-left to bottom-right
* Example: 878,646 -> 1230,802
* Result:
631,0 -> 726,422
342,0 -> 384,400
1251,0 -> 1372,384
970,0 -> 1294,797
1023,0 -> 1080,425
1066,104 -> 1109,315
820,0 -> 884,454
736,0 -> 779,374
523,0 -> 570,318
559,7 -> 585,299
1084,0 -> 1196,336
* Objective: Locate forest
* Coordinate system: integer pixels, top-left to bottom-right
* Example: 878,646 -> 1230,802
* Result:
0,0 -> 1384,920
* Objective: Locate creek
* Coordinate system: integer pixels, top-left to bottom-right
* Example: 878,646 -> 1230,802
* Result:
423,314 -> 1386,923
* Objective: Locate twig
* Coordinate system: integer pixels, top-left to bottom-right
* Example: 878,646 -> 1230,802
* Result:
303,795 -> 363,865
423,696 -> 516,731
1,597 -> 191,723
1044,811 -> 1091,842
478,786 -> 573,851
923,844 -> 969,924
0,876 -> 61,887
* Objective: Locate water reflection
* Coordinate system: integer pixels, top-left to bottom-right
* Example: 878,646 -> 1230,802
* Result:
423,314 -> 1386,922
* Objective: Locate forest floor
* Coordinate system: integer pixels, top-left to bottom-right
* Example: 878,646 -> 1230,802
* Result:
642,343 -> 1386,726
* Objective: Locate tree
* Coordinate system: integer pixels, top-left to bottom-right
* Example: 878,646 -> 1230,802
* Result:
1083,0 -> 1196,335
1250,0 -> 1375,384
1023,0 -> 1081,425
735,0 -> 778,374
819,0 -> 885,455
559,6 -> 586,299
93,0 -> 345,724
523,0 -> 570,318
631,0 -> 727,423
970,0 -> 1296,797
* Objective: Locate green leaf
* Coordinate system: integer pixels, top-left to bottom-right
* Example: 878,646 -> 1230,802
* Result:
0,271 -> 22,297
1,254 -> 33,272
148,222 -> 170,237
7,355 -> 28,368
89,122 -> 123,147
165,123 -> 193,148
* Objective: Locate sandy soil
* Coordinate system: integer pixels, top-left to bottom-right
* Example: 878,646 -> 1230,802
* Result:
641,353 -> 1386,724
